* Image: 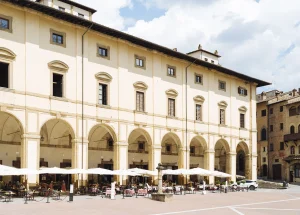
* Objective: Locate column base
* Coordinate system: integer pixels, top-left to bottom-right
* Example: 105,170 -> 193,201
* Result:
152,193 -> 173,202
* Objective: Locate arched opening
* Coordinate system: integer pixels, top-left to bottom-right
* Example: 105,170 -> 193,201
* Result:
189,136 -> 207,183
161,132 -> 181,184
39,119 -> 75,189
261,128 -> 267,141
262,164 -> 268,177
88,124 -> 116,184
214,139 -> 230,173
0,111 -> 24,183
128,128 -> 152,185
290,126 -> 295,134
236,142 -> 250,178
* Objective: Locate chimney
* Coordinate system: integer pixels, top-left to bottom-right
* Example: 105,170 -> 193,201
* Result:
292,89 -> 297,96
275,91 -> 280,101
173,48 -> 177,51
214,50 -> 219,55
261,91 -> 266,100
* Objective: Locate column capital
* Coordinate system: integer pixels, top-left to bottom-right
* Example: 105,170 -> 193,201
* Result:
21,134 -> 40,140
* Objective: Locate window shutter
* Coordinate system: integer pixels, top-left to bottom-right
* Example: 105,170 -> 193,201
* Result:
244,89 -> 247,96
238,87 -> 241,94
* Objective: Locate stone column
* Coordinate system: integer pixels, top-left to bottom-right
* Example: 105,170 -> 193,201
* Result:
205,150 -> 215,184
151,145 -> 161,184
21,134 -> 40,186
72,138 -> 88,186
114,142 -> 128,185
250,154 -> 257,180
179,148 -> 190,184
227,151 -> 237,182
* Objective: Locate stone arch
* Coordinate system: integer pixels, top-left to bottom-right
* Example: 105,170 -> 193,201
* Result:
0,47 -> 16,60
48,60 -> 69,72
190,135 -> 208,171
236,141 -> 250,177
88,123 -> 117,143
0,111 -> 24,143
161,132 -> 182,148
214,139 -> 230,173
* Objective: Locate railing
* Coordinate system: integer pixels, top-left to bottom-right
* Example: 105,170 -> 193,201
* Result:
284,133 -> 300,142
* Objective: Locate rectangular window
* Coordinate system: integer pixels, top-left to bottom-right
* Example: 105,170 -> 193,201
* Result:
97,44 -> 110,60
52,33 -> 64,45
138,142 -> 145,152
98,47 -> 108,57
280,106 -> 283,112
263,147 -> 266,152
136,91 -> 145,112
0,17 -> 9,30
238,87 -> 248,96
168,98 -> 175,117
58,7 -> 65,11
98,84 -> 107,105
270,125 -> 273,132
270,108 -> 273,114
275,159 -> 279,162
240,113 -> 245,128
195,104 -> 202,121
270,143 -> 274,152
0,62 -> 9,88
107,139 -> 113,150
167,66 -> 176,77
219,80 -> 226,91
195,74 -> 203,84
166,144 -> 171,153
50,29 -> 66,47
220,109 -> 225,125
280,123 -> 283,130
135,55 -> 146,69
280,142 -> 284,150
263,157 -> 266,162
261,109 -> 266,116
53,73 -> 63,97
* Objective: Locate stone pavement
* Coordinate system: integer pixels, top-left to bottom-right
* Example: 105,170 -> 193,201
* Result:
1,186 -> 300,215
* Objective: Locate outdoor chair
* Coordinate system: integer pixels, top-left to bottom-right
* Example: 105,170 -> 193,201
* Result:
173,186 -> 182,195
137,188 -> 147,196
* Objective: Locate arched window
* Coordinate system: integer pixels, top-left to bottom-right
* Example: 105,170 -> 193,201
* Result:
290,126 -> 295,134
291,146 -> 295,155
261,128 -> 267,141
289,107 -> 297,116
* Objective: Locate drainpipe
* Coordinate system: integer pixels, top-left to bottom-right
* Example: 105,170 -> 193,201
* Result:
81,23 -> 93,186
185,59 -> 197,188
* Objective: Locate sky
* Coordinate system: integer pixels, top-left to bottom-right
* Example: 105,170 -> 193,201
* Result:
77,0 -> 300,93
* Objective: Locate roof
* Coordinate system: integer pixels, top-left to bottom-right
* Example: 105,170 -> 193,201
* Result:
3,0 -> 270,87
186,49 -> 221,58
58,0 -> 97,14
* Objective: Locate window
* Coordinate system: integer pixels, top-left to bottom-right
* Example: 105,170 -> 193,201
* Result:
195,74 -> 203,84
289,107 -> 297,116
270,108 -> 273,114
0,14 -> 12,33
275,159 -> 279,162
295,164 -> 300,178
135,55 -> 146,69
263,147 -> 266,152
99,47 -> 108,57
280,142 -> 284,150
167,66 -> 176,77
59,7 -> 65,11
219,80 -> 226,91
270,125 -> 273,132
136,91 -> 145,112
98,84 -> 107,105
52,73 -> 63,97
220,109 -> 225,125
78,13 -> 84,18
263,157 -> 266,162
261,128 -> 267,141
280,123 -> 283,130
240,113 -> 245,128
97,44 -> 110,60
168,98 -> 175,117
166,144 -> 171,153
270,143 -> 273,152
190,146 -> 195,155
291,146 -> 295,155
290,125 -> 295,134
195,104 -> 202,121
280,106 -> 283,112
50,29 -> 66,47
0,62 -> 9,88
261,109 -> 266,116
238,87 -> 248,96
138,142 -> 145,152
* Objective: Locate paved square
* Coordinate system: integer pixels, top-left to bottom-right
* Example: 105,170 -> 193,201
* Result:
1,186 -> 300,215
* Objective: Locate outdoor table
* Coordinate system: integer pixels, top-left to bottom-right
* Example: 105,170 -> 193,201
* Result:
124,189 -> 135,197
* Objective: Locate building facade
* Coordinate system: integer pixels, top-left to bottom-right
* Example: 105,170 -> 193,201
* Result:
257,90 -> 300,183
0,0 -> 268,186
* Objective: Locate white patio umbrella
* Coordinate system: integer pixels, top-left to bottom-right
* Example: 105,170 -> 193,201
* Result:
113,169 -> 141,176
212,171 -> 231,178
188,168 -> 212,176
128,168 -> 157,176
0,164 -> 16,171
86,168 -> 116,175
39,167 -> 70,174
66,168 -> 88,175
162,168 -> 189,175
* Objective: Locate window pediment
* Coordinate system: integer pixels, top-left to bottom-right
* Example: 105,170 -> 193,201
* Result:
193,95 -> 205,103
166,89 -> 178,97
239,106 -> 247,112
133,81 -> 148,90
48,60 -> 69,72
0,47 -> 16,60
95,72 -> 112,83
218,101 -> 228,108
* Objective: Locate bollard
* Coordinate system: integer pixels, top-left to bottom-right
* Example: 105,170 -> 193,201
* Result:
111,182 -> 116,200
202,181 -> 206,195
69,184 -> 74,202
122,189 -> 125,199
46,189 -> 50,203
24,189 -> 28,204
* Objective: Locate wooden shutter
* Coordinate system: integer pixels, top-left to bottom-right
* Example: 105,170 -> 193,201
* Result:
244,89 -> 247,96
238,87 -> 241,94
220,109 -> 225,125
196,104 -> 202,121
168,99 -> 175,117
136,92 -> 144,111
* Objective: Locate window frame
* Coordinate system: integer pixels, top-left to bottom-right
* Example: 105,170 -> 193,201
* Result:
238,86 -> 248,96
136,91 -> 145,112
280,142 -> 284,151
97,43 -> 110,60
168,98 -> 176,117
166,65 -> 176,78
0,14 -> 12,33
280,123 -> 283,130
0,60 -> 13,89
134,54 -> 146,69
270,125 -> 273,132
270,143 -> 274,152
194,73 -> 203,85
98,83 -> 108,105
261,109 -> 267,117
218,80 -> 226,92
95,73 -> 112,107
50,29 -> 66,48
51,72 -> 65,98
280,106 -> 283,112
195,104 -> 202,121
240,113 -> 245,128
